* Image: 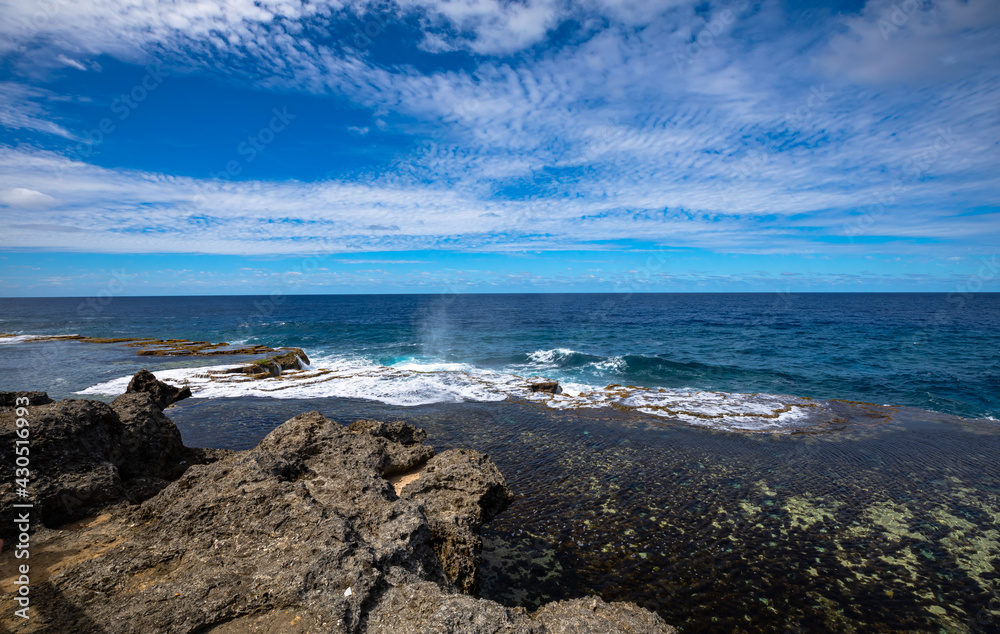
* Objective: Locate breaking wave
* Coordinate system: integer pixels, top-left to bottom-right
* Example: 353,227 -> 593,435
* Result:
78,351 -> 842,433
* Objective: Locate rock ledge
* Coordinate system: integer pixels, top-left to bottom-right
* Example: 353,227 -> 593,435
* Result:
0,377 -> 673,633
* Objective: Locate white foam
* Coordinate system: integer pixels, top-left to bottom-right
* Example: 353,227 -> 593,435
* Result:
77,353 -> 834,433
585,356 -> 627,374
522,348 -> 578,367
0,334 -> 78,345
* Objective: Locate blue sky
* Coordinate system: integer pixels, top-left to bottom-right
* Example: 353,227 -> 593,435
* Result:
0,0 -> 998,295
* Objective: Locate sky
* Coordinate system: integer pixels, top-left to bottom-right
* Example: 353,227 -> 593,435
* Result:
0,0 -> 998,296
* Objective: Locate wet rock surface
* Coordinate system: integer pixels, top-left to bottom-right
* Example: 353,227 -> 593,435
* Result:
0,375 -> 673,633
228,347 -> 312,377
527,381 -> 562,394
126,368 -> 192,409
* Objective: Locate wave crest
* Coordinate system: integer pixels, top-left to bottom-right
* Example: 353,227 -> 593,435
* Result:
77,352 -> 846,433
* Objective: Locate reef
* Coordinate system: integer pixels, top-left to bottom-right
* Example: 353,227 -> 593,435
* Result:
0,377 -> 674,633
241,347 -> 312,377
0,332 -> 276,357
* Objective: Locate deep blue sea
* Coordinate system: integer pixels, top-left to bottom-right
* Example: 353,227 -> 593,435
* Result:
1,293 -> 998,422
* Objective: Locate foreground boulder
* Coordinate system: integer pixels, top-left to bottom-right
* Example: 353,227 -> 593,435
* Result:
126,368 -> 192,409
0,381 -> 673,633
0,388 -> 225,531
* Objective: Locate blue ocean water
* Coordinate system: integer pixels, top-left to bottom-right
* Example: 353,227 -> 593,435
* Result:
1,293 -> 998,421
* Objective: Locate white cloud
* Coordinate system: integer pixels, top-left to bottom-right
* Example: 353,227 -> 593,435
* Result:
0,187 -> 57,208
55,54 -> 88,71
816,0 -> 1000,85
0,0 -> 997,259
0,83 -> 81,140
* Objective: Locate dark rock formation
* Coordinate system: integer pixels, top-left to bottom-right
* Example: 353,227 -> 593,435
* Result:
404,449 -> 513,594
230,347 -> 312,377
0,377 -> 225,534
365,583 -> 675,633
0,390 -> 54,408
126,368 -> 192,409
528,381 -> 562,394
0,375 -> 673,633
111,392 -> 188,480
531,597 -> 674,633
272,347 -> 310,369
1,398 -> 129,529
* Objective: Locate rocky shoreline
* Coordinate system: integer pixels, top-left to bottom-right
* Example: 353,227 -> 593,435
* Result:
0,373 -> 674,633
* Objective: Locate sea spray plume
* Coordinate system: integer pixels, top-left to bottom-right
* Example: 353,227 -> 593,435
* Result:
415,279 -> 462,361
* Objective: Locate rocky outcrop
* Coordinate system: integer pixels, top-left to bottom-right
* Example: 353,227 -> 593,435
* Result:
0,376 -> 673,633
126,368 -> 192,409
0,390 -> 54,408
366,584 -> 675,633
404,449 -> 512,594
0,385 -> 225,533
528,381 -> 562,394
228,347 -> 311,377
1,398 -> 130,529
111,392 -> 188,480
531,597 -> 674,633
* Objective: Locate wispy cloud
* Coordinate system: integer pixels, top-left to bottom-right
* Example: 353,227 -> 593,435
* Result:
0,0 -> 997,266
0,83 -> 81,140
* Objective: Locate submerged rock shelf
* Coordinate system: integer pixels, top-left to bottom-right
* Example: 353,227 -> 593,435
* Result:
157,396 -> 1000,632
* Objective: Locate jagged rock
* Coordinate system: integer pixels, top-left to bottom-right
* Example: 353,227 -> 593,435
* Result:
111,392 -> 188,480
236,348 -> 311,378
348,419 -> 427,446
20,411 -> 461,632
365,581 -> 537,633
272,347 -> 310,369
528,381 -> 562,394
365,583 -> 676,633
0,390 -> 54,408
532,596 -> 676,633
348,419 -> 435,476
0,395 -> 224,538
0,399 -> 127,529
126,369 -> 192,409
1,400 -> 673,633
404,449 -> 513,594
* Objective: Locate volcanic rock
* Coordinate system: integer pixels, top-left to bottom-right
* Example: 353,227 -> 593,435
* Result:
0,390 -> 54,408
0,392 -> 226,534
236,347 -> 312,377
528,381 -> 562,394
126,368 -> 192,409
0,384 -> 673,633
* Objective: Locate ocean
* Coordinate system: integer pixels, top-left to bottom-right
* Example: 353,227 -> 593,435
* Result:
2,293 -> 999,422
2,293 -> 999,631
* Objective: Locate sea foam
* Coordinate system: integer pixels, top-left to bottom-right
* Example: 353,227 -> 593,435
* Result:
77,352 -> 834,432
